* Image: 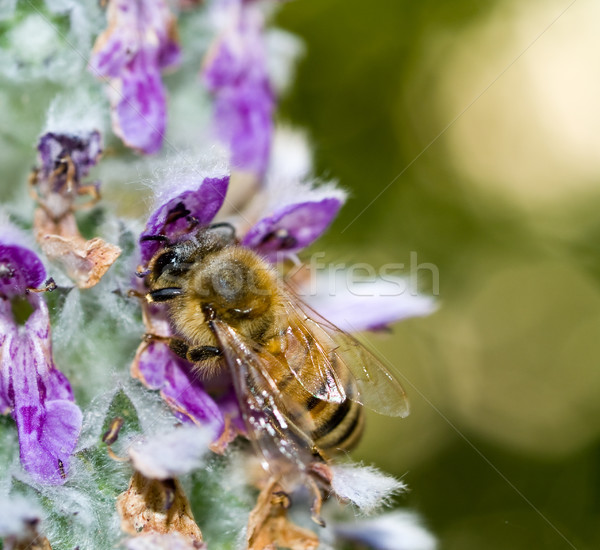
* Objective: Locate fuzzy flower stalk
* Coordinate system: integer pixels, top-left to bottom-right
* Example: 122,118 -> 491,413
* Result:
0,0 -> 437,549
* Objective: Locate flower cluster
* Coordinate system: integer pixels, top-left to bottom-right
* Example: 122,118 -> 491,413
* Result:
0,1 -> 438,549
90,0 -> 279,174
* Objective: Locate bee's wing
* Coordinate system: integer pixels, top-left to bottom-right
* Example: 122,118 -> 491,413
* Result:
210,318 -> 318,476
279,288 -> 410,418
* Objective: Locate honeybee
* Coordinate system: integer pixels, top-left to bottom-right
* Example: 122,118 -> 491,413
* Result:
142,223 -> 409,514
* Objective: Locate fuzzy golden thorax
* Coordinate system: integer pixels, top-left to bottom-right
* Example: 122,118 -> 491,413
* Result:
165,246 -> 281,347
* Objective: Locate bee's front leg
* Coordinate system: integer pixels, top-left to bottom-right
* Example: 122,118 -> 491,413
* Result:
143,334 -> 222,363
166,338 -> 222,363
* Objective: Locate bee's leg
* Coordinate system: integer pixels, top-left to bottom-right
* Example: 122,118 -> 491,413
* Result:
187,345 -> 222,363
127,288 -> 146,300
142,334 -> 188,361
167,339 -> 222,363
306,474 -> 326,527
167,338 -> 189,360
307,460 -> 333,528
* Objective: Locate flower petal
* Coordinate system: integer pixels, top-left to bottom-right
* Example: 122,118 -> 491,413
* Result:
213,82 -> 274,175
303,272 -> 437,332
89,0 -> 139,78
140,176 -> 229,263
132,341 -> 224,433
111,52 -> 167,155
334,511 -> 437,550
203,1 -> 274,176
6,302 -> 82,484
0,244 -> 46,297
242,198 -> 343,261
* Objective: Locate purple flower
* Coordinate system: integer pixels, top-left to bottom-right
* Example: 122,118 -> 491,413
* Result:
31,131 -> 122,289
0,221 -> 82,485
89,0 -> 181,154
202,0 -> 274,176
34,131 -> 103,221
37,131 -> 102,189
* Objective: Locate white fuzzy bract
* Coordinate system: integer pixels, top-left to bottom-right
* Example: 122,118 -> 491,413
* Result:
128,424 -> 216,480
330,463 -> 407,514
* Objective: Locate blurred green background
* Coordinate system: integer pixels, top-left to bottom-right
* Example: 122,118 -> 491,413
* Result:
276,0 -> 600,548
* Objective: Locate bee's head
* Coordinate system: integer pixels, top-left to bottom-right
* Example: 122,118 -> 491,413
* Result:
144,223 -> 237,288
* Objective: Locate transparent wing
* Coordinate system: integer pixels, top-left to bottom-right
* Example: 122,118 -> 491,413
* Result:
210,318 -> 318,477
274,318 -> 348,405
279,286 -> 410,418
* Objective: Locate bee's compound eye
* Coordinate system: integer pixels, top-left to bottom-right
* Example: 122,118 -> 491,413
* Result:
153,250 -> 177,278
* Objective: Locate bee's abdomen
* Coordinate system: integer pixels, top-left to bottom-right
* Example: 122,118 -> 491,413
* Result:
279,373 -> 365,455
309,397 -> 365,455
272,351 -> 365,456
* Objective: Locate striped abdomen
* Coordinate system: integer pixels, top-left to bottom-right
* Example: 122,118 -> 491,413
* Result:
275,363 -> 365,457
308,391 -> 365,455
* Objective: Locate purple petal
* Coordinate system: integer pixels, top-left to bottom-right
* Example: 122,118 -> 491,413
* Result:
45,368 -> 76,402
203,39 -> 240,90
0,301 -> 12,414
302,272 -> 437,333
202,1 -> 273,175
213,82 -> 274,175
242,198 -> 343,261
158,37 -> 181,70
16,400 -> 83,484
0,244 -> 46,297
3,301 -> 82,485
140,175 -> 229,263
0,375 -> 9,415
112,52 -> 166,155
133,341 -> 224,432
89,35 -> 136,79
